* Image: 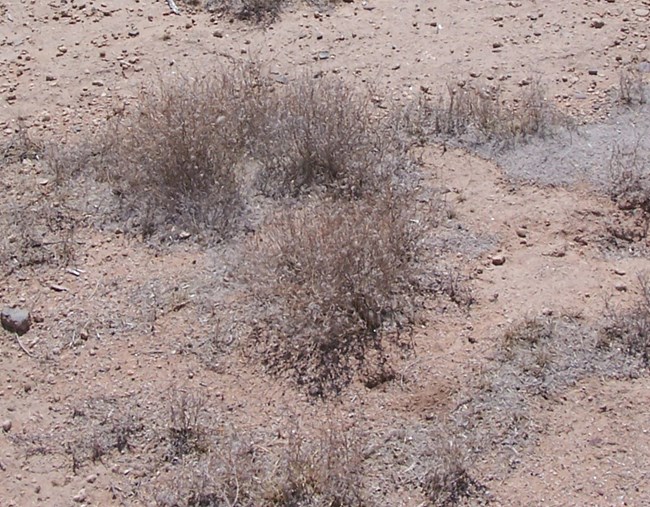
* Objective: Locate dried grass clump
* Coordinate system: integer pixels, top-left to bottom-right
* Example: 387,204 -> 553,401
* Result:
254,77 -> 390,198
245,191 -> 423,395
403,80 -> 563,149
204,0 -> 284,21
155,419 -> 367,507
602,274 -> 650,365
53,66 -> 270,242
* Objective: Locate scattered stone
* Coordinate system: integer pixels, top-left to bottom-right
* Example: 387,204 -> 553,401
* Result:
634,8 -> 649,17
590,18 -> 605,29
614,282 -> 627,292
72,489 -> 86,503
318,50 -> 330,60
1,307 -> 31,336
614,268 -> 626,276
212,30 -> 223,38
86,474 -> 97,484
588,68 -> 598,76
516,228 -> 527,238
1,420 -> 11,432
91,79 -> 104,87
491,254 -> 506,266
49,284 -> 69,292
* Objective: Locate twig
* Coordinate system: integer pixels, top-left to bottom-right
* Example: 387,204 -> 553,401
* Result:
167,0 -> 180,15
14,333 -> 34,357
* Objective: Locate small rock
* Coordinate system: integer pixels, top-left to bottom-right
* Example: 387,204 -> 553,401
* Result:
591,18 -> 605,29
491,254 -> 506,266
634,8 -> 649,17
212,30 -> 223,38
91,80 -> 104,87
516,228 -> 527,238
1,307 -> 31,336
1,420 -> 11,432
72,489 -> 86,503
318,50 -> 330,60
615,283 -> 627,292
614,268 -> 626,276
588,68 -> 598,76
86,474 -> 97,484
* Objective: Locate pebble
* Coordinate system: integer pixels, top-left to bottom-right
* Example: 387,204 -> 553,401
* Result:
1,420 -> 11,432
1,307 -> 32,336
491,254 -> 506,266
614,283 -> 627,292
72,489 -> 86,503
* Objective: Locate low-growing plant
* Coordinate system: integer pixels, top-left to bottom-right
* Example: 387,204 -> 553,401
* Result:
204,0 -> 284,21
403,80 -> 562,149
602,274 -> 650,365
618,69 -> 646,106
245,190 -> 423,395
254,76 -> 391,198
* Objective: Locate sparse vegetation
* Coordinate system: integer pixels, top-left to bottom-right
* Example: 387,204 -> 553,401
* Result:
244,191 -> 424,395
254,77 -> 391,198
618,69 -> 647,106
602,274 -> 650,365
156,418 -> 367,507
607,138 -> 650,241
403,80 -> 563,149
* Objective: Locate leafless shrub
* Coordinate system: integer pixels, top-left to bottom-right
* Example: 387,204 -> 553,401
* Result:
244,191 -> 423,395
422,438 -> 482,507
607,138 -> 650,240
404,80 -> 562,149
264,420 -> 366,506
1,122 -> 42,164
167,390 -> 210,459
155,418 -> 367,507
254,76 -> 391,198
0,197 -> 78,275
52,65 -> 270,242
602,274 -> 650,365
618,69 -> 646,106
204,0 -> 283,21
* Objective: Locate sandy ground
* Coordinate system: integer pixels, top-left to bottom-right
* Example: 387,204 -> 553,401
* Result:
1,1 -> 650,506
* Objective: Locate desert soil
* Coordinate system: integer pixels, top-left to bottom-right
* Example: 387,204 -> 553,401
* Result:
1,0 -> 650,506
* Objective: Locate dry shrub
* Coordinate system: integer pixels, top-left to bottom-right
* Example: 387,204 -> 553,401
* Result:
0,122 -> 42,164
254,76 -> 389,198
204,0 -> 284,21
167,390 -> 210,459
155,419 -> 367,507
62,65 -> 270,242
264,420 -> 366,506
607,139 -> 650,240
618,69 -> 646,106
602,274 -> 650,365
404,80 -> 561,149
422,438 -> 481,507
245,191 -> 423,395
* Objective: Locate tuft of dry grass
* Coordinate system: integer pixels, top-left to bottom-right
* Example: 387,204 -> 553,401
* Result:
607,138 -> 650,241
155,417 -> 367,507
243,191 -> 423,395
602,274 -> 650,365
204,0 -> 284,21
618,69 -> 647,106
254,76 -> 391,198
402,80 -> 563,149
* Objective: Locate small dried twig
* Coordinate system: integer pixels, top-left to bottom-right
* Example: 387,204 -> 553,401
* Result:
14,332 -> 34,357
